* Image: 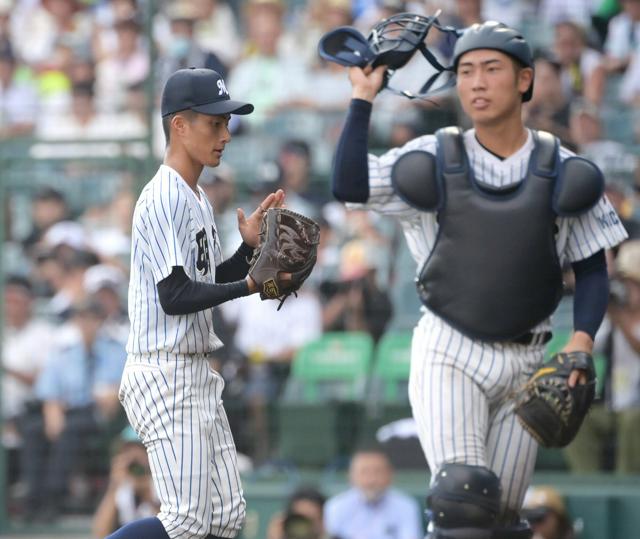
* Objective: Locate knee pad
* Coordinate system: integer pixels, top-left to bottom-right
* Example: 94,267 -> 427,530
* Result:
426,464 -> 502,539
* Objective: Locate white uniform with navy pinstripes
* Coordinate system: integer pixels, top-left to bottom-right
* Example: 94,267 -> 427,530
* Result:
120,164 -> 245,539
354,129 -> 627,517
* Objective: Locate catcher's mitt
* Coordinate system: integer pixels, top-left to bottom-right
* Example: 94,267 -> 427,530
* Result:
513,351 -> 596,448
248,208 -> 320,309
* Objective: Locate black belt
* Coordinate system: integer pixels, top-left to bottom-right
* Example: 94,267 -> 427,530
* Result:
511,331 -> 553,346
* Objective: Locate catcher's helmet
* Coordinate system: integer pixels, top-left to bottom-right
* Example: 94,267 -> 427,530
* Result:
318,11 -> 461,100
452,21 -> 534,102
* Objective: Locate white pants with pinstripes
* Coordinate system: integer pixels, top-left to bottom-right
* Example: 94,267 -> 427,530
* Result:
119,353 -> 246,539
408,310 -> 545,518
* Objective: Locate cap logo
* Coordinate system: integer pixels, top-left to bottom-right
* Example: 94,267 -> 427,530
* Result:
217,79 -> 229,96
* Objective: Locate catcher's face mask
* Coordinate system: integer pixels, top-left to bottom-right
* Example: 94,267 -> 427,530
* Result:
318,11 -> 462,100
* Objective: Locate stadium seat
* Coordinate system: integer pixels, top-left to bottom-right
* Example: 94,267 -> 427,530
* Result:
369,331 -> 413,404
285,331 -> 374,402
277,332 -> 374,468
361,332 -> 415,453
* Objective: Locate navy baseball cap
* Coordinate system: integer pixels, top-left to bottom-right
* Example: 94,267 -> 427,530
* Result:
161,68 -> 254,117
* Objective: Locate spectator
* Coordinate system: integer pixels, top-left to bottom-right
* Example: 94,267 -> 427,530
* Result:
324,447 -> 423,539
321,239 -> 393,342
449,0 -> 484,28
92,0 -> 138,59
83,264 -> 129,345
296,57 -> 353,113
604,0 -> 640,74
37,80 -> 145,139
277,139 -> 322,219
21,298 -> 127,521
0,41 -> 38,139
524,52 -> 574,148
565,241 -> 640,473
617,47 -> 640,105
156,1 -> 227,88
282,0 -> 354,68
481,0 -> 532,29
354,0 -> 408,35
192,0 -> 241,66
553,20 -> 606,105
83,187 -> 136,265
92,429 -> 160,538
34,229 -> 98,318
22,187 -> 69,253
94,15 -> 149,113
12,0 -> 93,67
267,486 -> 332,539
228,0 -> 307,126
522,486 -> 575,539
540,0 -> 596,28
199,165 -> 242,256
0,0 -> 11,43
2,276 -> 53,450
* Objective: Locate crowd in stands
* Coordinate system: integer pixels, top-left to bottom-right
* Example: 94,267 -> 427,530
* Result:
2,0 -> 640,531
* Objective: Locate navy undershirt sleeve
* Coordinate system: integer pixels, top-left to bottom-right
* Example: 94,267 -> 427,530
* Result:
215,242 -> 253,283
157,266 -> 250,315
332,98 -> 372,202
571,249 -> 609,339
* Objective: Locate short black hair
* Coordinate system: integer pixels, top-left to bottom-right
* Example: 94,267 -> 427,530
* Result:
33,187 -> 65,204
285,486 -> 326,513
280,139 -> 311,160
162,109 -> 196,144
5,274 -> 33,294
72,80 -> 95,98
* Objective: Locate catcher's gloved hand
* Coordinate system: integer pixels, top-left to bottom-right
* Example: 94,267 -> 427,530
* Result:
248,208 -> 320,309
514,351 -> 596,448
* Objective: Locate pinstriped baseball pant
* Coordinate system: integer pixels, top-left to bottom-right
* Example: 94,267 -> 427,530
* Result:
408,310 -> 546,518
119,353 -> 246,539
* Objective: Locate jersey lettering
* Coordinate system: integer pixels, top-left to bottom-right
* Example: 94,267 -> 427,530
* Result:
196,227 -> 211,275
595,210 -> 621,229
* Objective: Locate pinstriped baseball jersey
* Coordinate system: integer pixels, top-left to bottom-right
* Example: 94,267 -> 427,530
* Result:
127,164 -> 224,356
122,163 -> 245,539
351,128 -> 628,516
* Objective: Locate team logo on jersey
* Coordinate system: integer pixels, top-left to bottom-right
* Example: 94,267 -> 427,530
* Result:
196,228 -> 211,275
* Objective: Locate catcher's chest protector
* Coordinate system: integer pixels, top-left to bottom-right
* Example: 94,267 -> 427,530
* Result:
418,127 -> 564,341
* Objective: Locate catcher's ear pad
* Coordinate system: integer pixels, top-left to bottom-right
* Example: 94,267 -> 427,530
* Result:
391,150 -> 442,212
318,26 -> 374,68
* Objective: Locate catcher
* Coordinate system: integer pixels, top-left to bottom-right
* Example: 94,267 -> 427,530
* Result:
323,14 -> 627,539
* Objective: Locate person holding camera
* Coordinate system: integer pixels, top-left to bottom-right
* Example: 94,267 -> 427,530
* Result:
565,240 -> 640,473
521,486 -> 575,539
267,486 -> 334,539
92,431 -> 160,538
321,239 -> 392,343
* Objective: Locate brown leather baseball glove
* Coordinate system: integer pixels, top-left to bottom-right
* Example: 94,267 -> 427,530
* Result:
248,208 -> 320,309
513,351 -> 596,448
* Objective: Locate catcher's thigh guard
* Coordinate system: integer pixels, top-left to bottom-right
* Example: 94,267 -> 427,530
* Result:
426,464 -> 501,539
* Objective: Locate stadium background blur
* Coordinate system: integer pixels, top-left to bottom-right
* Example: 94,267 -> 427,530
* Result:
2,0 -> 640,538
